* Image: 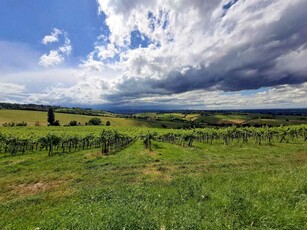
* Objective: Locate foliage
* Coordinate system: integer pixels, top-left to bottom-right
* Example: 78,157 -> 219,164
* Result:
53,120 -> 60,126
47,108 -> 55,126
88,117 -> 102,126
16,121 -> 27,127
2,122 -> 16,127
69,120 -> 78,126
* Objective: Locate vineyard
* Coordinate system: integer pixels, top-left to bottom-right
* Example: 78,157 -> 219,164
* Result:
1,125 -> 306,156
1,125 -> 306,229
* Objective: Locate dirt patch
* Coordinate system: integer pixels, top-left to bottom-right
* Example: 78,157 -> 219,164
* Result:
85,151 -> 103,159
13,180 -> 64,195
292,152 -> 307,164
148,151 -> 157,158
143,165 -> 173,181
219,119 -> 246,125
144,168 -> 161,175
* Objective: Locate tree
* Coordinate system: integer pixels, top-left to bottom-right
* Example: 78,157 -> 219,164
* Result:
47,107 -> 55,126
53,120 -> 60,126
106,121 -> 111,126
69,120 -> 78,126
88,117 -> 102,126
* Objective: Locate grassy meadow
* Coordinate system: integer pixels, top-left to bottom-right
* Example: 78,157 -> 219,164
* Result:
1,109 -> 306,128
0,110 -> 189,128
0,109 -> 140,127
0,135 -> 306,229
134,112 -> 307,126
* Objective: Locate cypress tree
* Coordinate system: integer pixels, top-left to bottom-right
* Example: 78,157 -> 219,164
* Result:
47,107 -> 55,126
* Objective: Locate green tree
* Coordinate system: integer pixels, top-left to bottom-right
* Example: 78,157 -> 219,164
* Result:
47,107 -> 55,126
69,120 -> 78,126
53,120 -> 60,126
88,117 -> 102,126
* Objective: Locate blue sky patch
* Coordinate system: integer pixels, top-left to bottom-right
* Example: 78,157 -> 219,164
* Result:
0,0 -> 106,61
130,30 -> 153,49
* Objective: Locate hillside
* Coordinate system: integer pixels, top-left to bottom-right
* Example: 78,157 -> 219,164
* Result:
0,110 -> 189,128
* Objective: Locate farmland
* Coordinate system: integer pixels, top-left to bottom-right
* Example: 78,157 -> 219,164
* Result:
0,121 -> 306,229
0,110 -> 189,128
1,109 -> 307,129
134,112 -> 307,126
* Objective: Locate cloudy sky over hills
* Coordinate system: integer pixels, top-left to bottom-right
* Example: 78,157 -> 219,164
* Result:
0,0 -> 307,110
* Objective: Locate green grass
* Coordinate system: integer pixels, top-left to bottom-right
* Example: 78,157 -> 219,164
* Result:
0,110 -> 171,127
0,110 -> 190,128
1,110 -> 306,128
0,138 -> 306,229
195,113 -> 307,126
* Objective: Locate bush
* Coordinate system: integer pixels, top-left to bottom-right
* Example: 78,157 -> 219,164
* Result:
2,122 -> 15,127
88,117 -> 102,126
69,120 -> 78,126
16,121 -> 27,126
53,120 -> 60,126
106,121 -> 111,126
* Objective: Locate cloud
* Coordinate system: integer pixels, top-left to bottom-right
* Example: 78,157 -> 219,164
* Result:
91,0 -> 307,106
110,83 -> 307,109
1,68 -> 79,93
39,50 -> 64,68
0,82 -> 26,103
42,28 -> 62,45
39,28 -> 72,67
26,67 -> 120,105
27,75 -> 109,105
0,41 -> 40,72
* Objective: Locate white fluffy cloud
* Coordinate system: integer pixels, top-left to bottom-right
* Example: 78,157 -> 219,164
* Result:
42,28 -> 62,45
39,50 -> 64,68
39,28 -> 72,68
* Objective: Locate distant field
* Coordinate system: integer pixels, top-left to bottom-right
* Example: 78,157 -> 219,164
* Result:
0,109 -> 133,126
134,112 -> 307,126
0,110 -> 188,128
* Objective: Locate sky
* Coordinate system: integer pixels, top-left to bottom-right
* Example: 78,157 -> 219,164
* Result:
0,0 -> 307,110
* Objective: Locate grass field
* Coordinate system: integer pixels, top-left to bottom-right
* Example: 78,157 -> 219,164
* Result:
194,114 -> 307,126
134,112 -> 307,126
0,138 -> 306,229
1,110 -> 307,128
0,110 -> 188,128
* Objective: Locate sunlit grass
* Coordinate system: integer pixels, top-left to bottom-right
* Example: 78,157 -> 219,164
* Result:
0,139 -> 306,229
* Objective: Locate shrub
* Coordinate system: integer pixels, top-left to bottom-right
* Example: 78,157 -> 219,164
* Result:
88,117 -> 102,126
2,122 -> 15,127
69,120 -> 78,126
106,121 -> 111,126
53,120 -> 60,126
16,121 -> 27,126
